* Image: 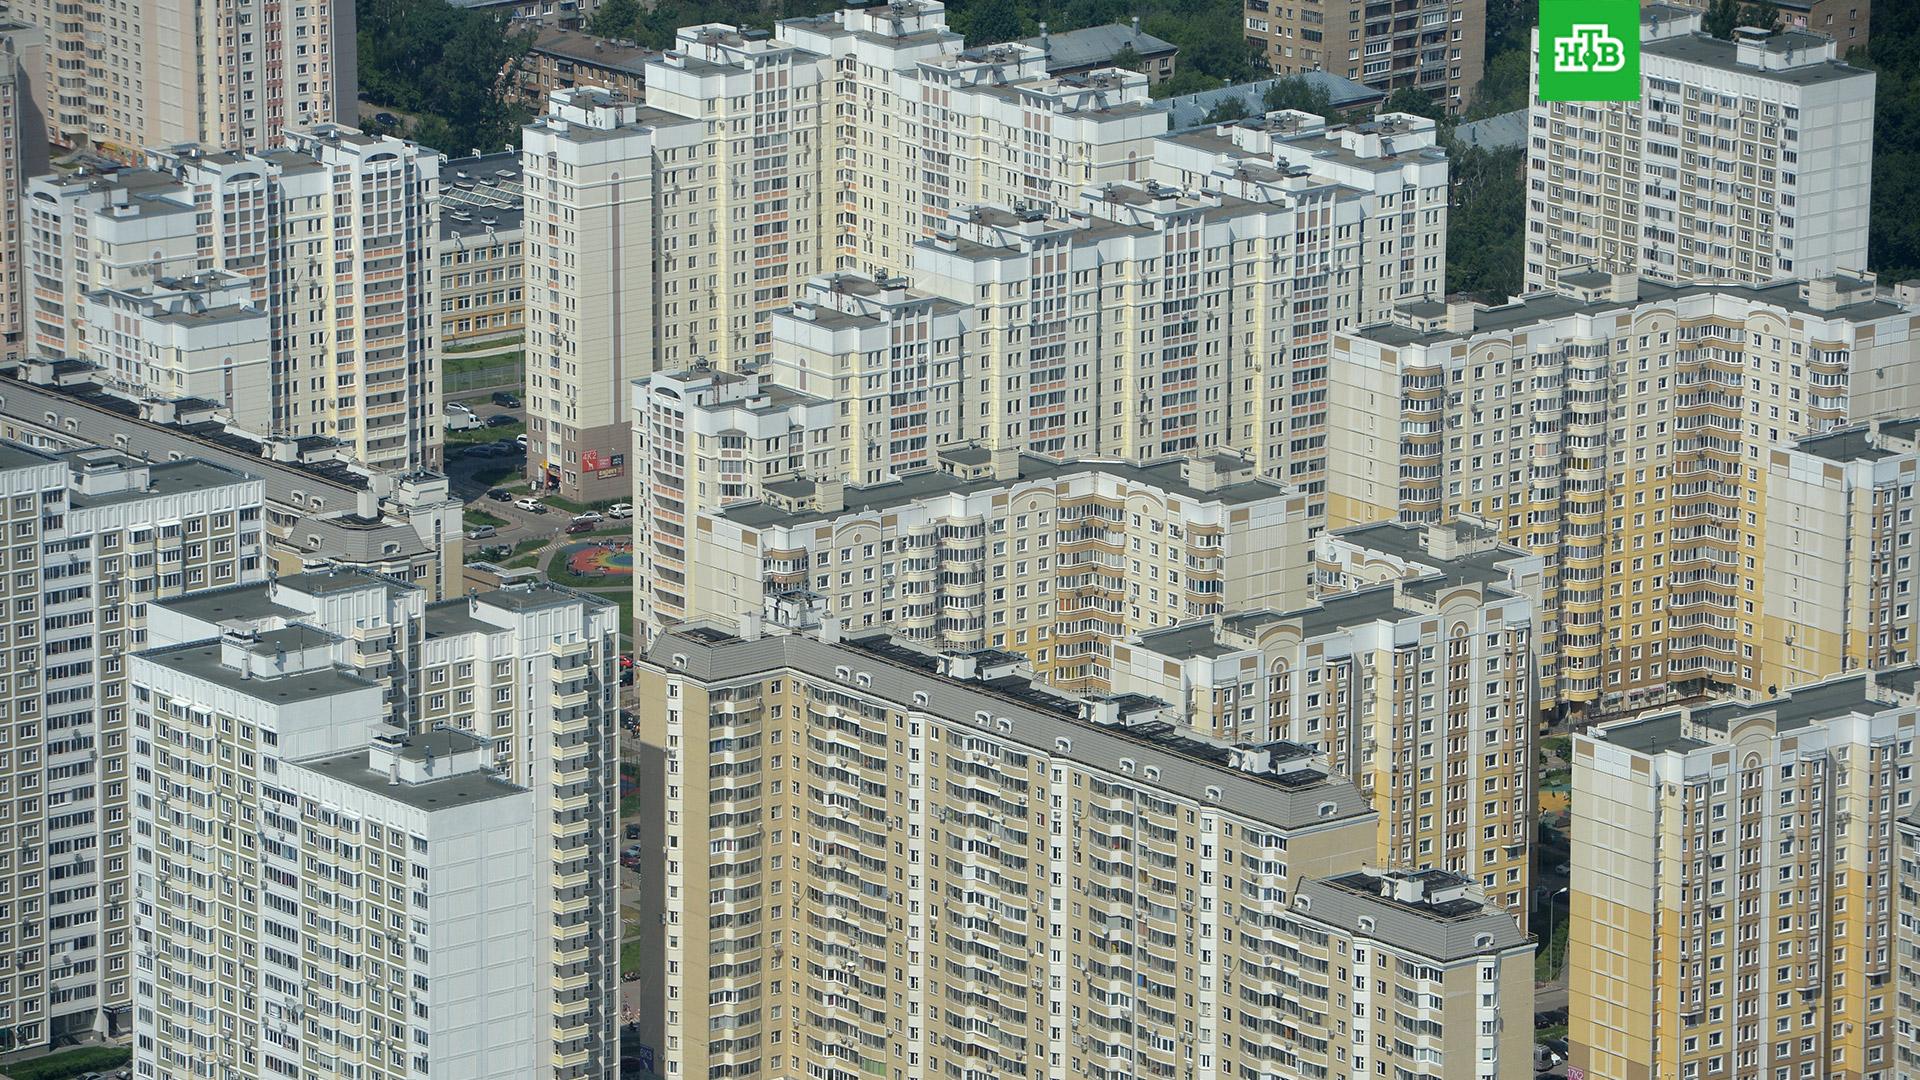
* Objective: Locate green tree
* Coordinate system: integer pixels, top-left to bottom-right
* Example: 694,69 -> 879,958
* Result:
589,0 -> 647,38
1202,97 -> 1249,124
951,0 -> 1031,46
1382,86 -> 1444,122
1444,143 -> 1526,302
1108,44 -> 1144,72
1857,0 -> 1920,283
1466,49 -> 1529,119
1261,76 -> 1334,119
356,0 -> 533,155
1149,69 -> 1225,99
1704,0 -> 1782,38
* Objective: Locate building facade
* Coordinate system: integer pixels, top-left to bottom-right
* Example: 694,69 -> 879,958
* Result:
133,572 -> 621,1080
1525,9 -> 1875,292
25,130 -> 444,473
684,447 -> 1311,684
1327,272 -> 1920,713
1,0 -> 354,159
0,442 -> 266,1051
637,623 -> 1535,1080
507,29 -> 656,110
1571,670 -> 1919,1080
0,22 -> 47,363
1112,525 -> 1539,925
439,152 -> 526,355
1243,0 -> 1485,110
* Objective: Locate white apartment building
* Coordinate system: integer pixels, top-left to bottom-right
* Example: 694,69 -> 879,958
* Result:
1526,8 -> 1875,292
81,271 -> 272,433
629,364 -> 835,628
25,129 -> 444,472
273,730 -> 538,1080
0,443 -> 266,1051
686,446 -> 1310,685
135,571 -> 621,1080
2,0 -> 354,158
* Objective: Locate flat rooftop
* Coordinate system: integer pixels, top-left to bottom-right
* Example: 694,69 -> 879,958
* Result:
291,743 -> 524,811
153,582 -> 302,624
138,639 -> 376,701
1598,670 -> 1917,754
1328,520 -> 1527,600
645,627 -> 1373,831
1297,871 -> 1529,962
1792,418 -> 1920,463
423,600 -> 505,640
720,453 -> 1290,529
1644,30 -> 1868,87
1358,278 -> 1906,349
1134,585 -> 1422,660
66,458 -> 256,508
278,567 -> 416,598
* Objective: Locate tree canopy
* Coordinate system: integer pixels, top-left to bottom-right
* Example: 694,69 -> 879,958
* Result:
1702,0 -> 1782,38
357,0 -> 533,155
1857,2 -> 1920,282
1261,77 -> 1334,119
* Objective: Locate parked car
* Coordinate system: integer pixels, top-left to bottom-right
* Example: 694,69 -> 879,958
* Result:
566,518 -> 596,534
573,510 -> 605,524
486,488 -> 513,502
619,653 -> 634,669
467,525 -> 497,540
515,433 -> 528,448
446,400 -> 475,415
514,497 -> 546,513
486,413 -> 517,427
607,502 -> 634,518
626,824 -> 641,840
479,544 -> 512,561
491,391 -> 521,408
374,111 -> 400,128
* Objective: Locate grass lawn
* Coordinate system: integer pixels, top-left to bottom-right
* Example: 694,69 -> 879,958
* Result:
6,1045 -> 134,1080
466,462 -> 526,489
445,348 -> 524,375
446,422 -> 524,445
621,936 -> 643,974
445,334 -> 524,354
620,761 -> 640,817
464,508 -> 506,529
1534,1022 -> 1567,1044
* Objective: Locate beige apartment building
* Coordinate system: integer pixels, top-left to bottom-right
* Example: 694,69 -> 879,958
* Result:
1762,418 -> 1920,694
135,571 -> 622,1080
1327,271 -> 1920,713
2,0 -> 354,158
0,442 -> 266,1051
636,623 -> 1535,1080
1244,0 -> 1485,110
681,446 -> 1310,684
0,22 -> 46,363
1896,805 -> 1920,1080
1112,520 -> 1540,925
25,129 -> 444,472
1571,669 -> 1920,1080
1525,8 -> 1875,292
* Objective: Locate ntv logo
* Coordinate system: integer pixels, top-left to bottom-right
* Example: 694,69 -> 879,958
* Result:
1552,24 -> 1627,74
1538,0 -> 1639,102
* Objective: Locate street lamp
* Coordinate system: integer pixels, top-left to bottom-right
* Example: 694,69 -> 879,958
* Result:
1543,885 -> 1570,977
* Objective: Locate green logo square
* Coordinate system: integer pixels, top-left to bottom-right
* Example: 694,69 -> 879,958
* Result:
1537,0 -> 1641,102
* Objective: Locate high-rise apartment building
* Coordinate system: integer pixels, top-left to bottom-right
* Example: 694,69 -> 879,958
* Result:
0,441 -> 266,1051
1761,418 -> 1920,693
1242,0 -> 1485,110
535,2 -> 1443,503
2,0 -> 353,159
1525,8 -> 1875,292
0,21 -> 47,362
637,622 -> 1535,1080
1895,803 -> 1920,1080
1570,670 -> 1919,1080
1111,521 -> 1540,924
679,446 -> 1311,681
133,571 -> 621,1080
1326,271 -> 1920,713
24,129 -> 444,472
272,729 -> 541,1079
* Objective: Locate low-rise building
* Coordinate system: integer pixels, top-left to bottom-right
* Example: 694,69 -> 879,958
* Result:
508,28 -> 657,109
1572,669 -> 1920,1080
636,622 -> 1534,1080
1019,19 -> 1178,84
439,152 -> 526,355
81,271 -> 272,432
0,361 -> 466,598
